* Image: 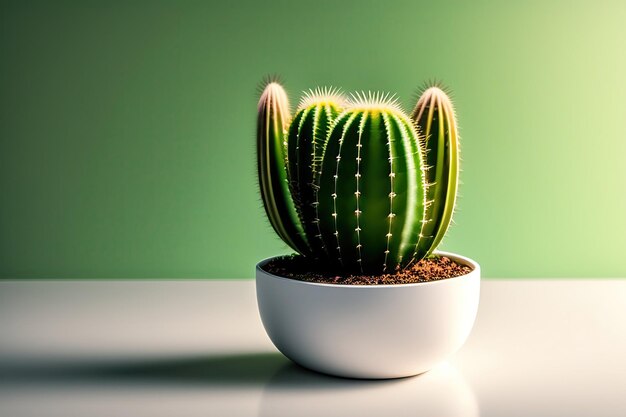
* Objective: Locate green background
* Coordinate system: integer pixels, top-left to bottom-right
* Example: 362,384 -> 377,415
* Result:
1,0 -> 625,279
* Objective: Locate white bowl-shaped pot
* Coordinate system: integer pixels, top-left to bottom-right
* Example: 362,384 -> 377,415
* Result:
256,251 -> 480,379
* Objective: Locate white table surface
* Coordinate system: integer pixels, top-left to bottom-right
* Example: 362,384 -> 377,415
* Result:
0,279 -> 625,417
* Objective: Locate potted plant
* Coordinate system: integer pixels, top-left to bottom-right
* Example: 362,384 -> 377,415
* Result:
255,78 -> 480,379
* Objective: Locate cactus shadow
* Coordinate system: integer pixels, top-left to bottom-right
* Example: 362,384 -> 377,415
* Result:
1,352 -> 391,389
0,352 -> 292,387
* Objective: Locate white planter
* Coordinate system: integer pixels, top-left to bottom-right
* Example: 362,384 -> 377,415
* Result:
256,251 -> 480,379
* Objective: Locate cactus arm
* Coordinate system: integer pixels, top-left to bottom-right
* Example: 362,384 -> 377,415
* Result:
257,81 -> 310,254
410,86 -> 459,256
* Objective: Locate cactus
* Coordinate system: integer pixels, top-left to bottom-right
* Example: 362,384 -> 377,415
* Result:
410,85 -> 459,256
256,79 -> 460,275
317,92 -> 429,273
256,80 -> 310,254
287,88 -> 346,256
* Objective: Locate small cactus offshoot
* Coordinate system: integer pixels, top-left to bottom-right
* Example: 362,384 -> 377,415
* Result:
410,85 -> 459,256
256,81 -> 309,255
256,79 -> 461,274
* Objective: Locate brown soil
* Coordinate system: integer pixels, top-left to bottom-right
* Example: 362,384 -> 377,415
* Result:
263,255 -> 472,285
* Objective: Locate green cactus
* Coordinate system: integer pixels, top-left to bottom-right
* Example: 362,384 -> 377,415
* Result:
287,88 -> 345,256
256,79 -> 460,275
410,84 -> 459,256
256,80 -> 310,254
317,92 -> 429,273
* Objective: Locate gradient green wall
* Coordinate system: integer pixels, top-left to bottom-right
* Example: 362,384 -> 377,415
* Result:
1,0 -> 625,278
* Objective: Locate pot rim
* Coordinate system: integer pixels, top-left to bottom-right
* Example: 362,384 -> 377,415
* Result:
256,251 -> 479,289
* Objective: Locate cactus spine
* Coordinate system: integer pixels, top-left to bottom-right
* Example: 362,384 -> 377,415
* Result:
257,81 -> 309,254
410,85 -> 459,256
317,93 -> 428,273
287,88 -> 345,256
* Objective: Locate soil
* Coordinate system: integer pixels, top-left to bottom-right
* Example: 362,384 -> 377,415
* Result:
263,254 -> 472,285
